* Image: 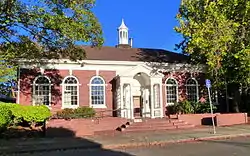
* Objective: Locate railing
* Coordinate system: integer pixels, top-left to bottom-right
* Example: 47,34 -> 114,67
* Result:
93,108 -> 122,124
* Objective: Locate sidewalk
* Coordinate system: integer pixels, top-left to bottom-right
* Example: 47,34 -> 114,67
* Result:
1,124 -> 250,154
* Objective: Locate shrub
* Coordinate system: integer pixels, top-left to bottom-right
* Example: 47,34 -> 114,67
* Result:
0,105 -> 12,132
74,106 -> 96,118
55,107 -> 96,119
174,100 -> 194,114
167,100 -> 217,114
196,102 -> 217,113
11,105 -> 51,125
0,102 -> 51,126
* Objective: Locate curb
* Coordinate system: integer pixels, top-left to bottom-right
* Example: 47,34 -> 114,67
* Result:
103,133 -> 250,149
1,133 -> 250,154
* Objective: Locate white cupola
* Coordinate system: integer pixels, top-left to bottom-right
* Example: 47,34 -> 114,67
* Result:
118,19 -> 129,45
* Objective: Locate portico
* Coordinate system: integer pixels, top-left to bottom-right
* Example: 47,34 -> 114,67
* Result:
115,64 -> 164,119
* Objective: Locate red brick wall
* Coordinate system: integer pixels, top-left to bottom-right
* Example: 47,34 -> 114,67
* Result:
162,72 -> 206,116
178,113 -> 248,126
216,113 -> 248,126
46,117 -> 128,137
19,68 -> 116,113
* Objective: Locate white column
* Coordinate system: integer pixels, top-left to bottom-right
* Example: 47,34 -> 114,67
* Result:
159,83 -> 164,118
150,81 -> 155,119
120,82 -> 125,118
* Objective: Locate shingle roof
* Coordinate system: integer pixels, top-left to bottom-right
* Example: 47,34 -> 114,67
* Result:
83,46 -> 189,63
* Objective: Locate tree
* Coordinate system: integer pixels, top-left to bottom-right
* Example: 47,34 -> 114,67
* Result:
175,0 -> 250,112
0,0 -> 103,84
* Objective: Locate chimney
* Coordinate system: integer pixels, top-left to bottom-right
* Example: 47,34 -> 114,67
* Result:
129,38 -> 133,48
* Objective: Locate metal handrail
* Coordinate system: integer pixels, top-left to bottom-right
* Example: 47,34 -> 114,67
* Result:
93,108 -> 123,124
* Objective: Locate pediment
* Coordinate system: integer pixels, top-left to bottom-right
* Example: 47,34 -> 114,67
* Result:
119,64 -> 164,78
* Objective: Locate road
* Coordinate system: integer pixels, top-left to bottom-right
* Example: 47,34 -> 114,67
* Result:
8,137 -> 250,156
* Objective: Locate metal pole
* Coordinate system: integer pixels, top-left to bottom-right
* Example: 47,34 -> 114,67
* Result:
208,87 -> 216,134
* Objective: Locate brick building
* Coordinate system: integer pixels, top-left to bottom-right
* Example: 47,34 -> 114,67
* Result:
17,19 -> 206,119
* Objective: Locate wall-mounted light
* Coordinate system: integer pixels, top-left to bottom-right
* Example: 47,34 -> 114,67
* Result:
137,72 -> 141,77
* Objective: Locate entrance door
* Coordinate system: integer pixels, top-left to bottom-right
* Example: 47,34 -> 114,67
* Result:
133,96 -> 142,118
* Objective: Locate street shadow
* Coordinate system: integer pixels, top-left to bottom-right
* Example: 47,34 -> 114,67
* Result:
0,127 -> 135,156
199,137 -> 250,148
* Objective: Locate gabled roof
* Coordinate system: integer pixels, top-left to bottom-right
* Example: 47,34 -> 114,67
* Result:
83,46 -> 189,63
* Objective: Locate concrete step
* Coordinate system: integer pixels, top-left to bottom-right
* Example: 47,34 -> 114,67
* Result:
120,118 -> 195,133
127,121 -> 193,129
128,122 -> 188,128
123,124 -> 195,133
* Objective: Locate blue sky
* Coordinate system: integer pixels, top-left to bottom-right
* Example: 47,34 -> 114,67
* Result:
93,0 -> 183,52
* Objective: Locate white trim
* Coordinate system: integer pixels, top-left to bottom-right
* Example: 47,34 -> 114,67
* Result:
185,78 -> 199,102
17,67 -> 20,104
165,77 -> 179,105
32,75 -> 52,106
17,59 -> 206,72
61,75 -> 80,109
89,76 -> 106,108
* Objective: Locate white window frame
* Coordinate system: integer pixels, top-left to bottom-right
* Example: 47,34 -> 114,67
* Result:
32,75 -> 51,107
165,77 -> 179,105
89,76 -> 107,108
61,76 -> 80,109
186,78 -> 199,102
153,84 -> 161,108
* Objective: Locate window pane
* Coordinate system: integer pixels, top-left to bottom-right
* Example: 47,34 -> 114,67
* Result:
166,78 -> 178,104
63,83 -> 78,106
33,76 -> 51,106
90,77 -> 105,105
186,79 -> 198,102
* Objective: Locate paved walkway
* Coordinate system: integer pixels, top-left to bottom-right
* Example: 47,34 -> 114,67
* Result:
1,125 -> 250,154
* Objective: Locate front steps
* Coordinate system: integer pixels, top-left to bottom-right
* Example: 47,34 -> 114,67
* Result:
117,118 -> 195,133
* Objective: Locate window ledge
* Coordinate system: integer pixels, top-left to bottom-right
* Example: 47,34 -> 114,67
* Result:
91,105 -> 107,109
61,105 -> 79,109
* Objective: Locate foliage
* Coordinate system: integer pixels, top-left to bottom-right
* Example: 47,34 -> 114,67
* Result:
0,105 -> 12,131
175,0 -> 250,88
0,102 -> 51,126
11,105 -> 51,125
0,0 -> 103,81
176,100 -> 194,114
54,107 -> 96,119
168,100 -> 217,114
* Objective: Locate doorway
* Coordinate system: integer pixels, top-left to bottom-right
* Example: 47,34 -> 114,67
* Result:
133,96 -> 142,118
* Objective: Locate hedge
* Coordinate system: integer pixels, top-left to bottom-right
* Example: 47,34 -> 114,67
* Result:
0,102 -> 51,127
54,107 -> 96,119
167,100 -> 217,114
0,105 -> 12,132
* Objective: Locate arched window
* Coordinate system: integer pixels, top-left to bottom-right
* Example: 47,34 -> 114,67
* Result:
62,76 -> 79,108
165,78 -> 178,105
33,76 -> 51,106
186,78 -> 199,102
90,76 -> 106,108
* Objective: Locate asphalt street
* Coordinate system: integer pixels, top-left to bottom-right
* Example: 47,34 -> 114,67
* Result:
6,137 -> 250,156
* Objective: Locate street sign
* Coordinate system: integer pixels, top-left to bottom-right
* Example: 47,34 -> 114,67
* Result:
205,79 -> 211,88
205,79 -> 216,134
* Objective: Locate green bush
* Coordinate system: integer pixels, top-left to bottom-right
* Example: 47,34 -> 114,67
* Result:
174,100 -> 194,114
11,105 -> 51,125
196,102 -> 217,113
167,100 -> 217,114
0,102 -> 51,126
0,105 -> 12,132
55,107 -> 96,119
